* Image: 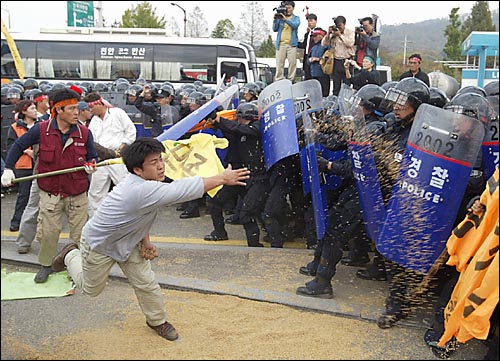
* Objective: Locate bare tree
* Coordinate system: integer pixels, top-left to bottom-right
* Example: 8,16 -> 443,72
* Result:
234,2 -> 270,47
186,6 -> 209,38
165,16 -> 181,37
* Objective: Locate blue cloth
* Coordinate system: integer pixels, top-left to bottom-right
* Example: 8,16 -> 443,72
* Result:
308,43 -> 330,78
272,14 -> 300,49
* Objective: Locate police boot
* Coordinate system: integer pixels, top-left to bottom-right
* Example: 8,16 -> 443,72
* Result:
356,249 -> 387,281
204,203 -> 228,241
296,276 -> 333,299
243,220 -> 264,247
261,213 -> 283,248
299,238 -> 323,276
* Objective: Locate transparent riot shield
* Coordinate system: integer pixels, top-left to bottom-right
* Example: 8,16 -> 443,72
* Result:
292,80 -> 330,239
483,95 -> 499,180
338,92 -> 387,243
377,104 -> 485,274
258,79 -> 299,170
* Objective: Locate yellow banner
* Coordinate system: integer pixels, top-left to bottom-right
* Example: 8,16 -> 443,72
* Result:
1,19 -> 25,80
162,133 -> 229,197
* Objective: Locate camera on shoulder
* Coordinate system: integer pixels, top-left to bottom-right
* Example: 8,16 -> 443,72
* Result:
273,2 -> 287,17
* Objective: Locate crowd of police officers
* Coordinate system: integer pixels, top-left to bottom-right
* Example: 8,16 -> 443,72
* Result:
1,74 -> 499,358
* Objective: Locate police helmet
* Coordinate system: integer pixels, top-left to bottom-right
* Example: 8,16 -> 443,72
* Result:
114,82 -> 130,92
126,84 -> 143,97
161,81 -> 174,89
187,91 -> 207,106
483,81 -> 499,97
428,87 -> 449,108
11,79 -> 24,89
23,78 -> 39,90
1,86 -> 10,97
6,87 -> 22,99
93,83 -> 109,93
380,81 -> 398,92
241,82 -> 260,97
236,102 -> 259,121
193,80 -> 204,89
39,84 -> 53,94
254,81 -> 267,92
355,84 -> 388,113
24,89 -> 43,101
444,92 -> 497,125
385,78 -> 429,110
156,85 -> 174,98
204,88 -> 217,100
135,78 -> 147,86
455,85 -> 487,98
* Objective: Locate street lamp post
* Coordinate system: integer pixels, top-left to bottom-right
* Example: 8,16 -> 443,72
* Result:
170,3 -> 187,37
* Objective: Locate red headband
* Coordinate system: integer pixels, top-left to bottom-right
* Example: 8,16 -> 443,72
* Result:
50,98 -> 78,118
409,56 -> 421,63
34,94 -> 48,103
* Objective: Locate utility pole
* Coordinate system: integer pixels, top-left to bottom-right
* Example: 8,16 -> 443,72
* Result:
401,35 -> 413,65
171,3 -> 187,37
95,1 -> 103,27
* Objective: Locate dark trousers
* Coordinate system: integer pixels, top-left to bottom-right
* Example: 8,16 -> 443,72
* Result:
11,168 -> 33,229
313,76 -> 331,97
331,58 -> 349,96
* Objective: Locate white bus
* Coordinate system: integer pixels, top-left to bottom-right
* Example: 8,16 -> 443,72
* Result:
1,27 -> 272,87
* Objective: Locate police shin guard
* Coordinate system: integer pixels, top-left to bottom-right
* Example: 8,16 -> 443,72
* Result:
243,219 -> 263,247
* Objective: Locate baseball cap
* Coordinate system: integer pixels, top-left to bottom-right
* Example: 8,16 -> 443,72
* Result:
311,28 -> 326,37
78,101 -> 90,111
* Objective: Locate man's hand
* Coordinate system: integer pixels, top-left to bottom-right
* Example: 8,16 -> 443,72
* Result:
316,155 -> 331,172
83,159 -> 97,174
222,164 -> 250,186
139,235 -> 158,260
1,169 -> 15,187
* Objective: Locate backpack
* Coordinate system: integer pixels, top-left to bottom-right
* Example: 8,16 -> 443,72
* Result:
320,48 -> 335,75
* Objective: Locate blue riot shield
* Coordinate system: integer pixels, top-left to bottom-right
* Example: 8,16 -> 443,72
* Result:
377,104 -> 485,274
483,96 -> 499,180
338,90 -> 387,243
258,79 -> 299,170
157,84 -> 238,142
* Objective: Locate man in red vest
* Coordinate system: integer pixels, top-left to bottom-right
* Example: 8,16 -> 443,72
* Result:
2,88 -> 98,283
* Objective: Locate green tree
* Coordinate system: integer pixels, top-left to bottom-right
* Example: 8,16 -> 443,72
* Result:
211,19 -> 235,39
256,35 -> 275,58
461,0 -> 496,41
442,8 -> 463,78
120,1 -> 166,28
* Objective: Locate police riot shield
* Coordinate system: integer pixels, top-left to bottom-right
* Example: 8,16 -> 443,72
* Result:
377,104 -> 485,274
157,84 -> 238,142
483,95 -> 499,180
258,79 -> 299,170
1,104 -> 15,160
122,104 -> 154,138
339,94 -> 387,243
292,79 -> 328,239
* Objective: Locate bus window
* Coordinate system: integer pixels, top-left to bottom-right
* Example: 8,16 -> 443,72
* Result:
96,43 -> 153,81
154,44 -> 217,83
38,41 -> 94,79
221,62 -> 247,84
1,40 -> 36,78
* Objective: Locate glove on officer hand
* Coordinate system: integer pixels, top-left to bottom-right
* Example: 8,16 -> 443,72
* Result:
83,159 -> 97,174
316,155 -> 330,172
207,105 -> 224,121
1,168 -> 15,187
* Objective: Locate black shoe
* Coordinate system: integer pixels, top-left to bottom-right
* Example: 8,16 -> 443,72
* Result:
9,225 -> 19,232
203,232 -> 229,241
341,255 -> 370,267
248,242 -> 264,247
356,269 -> 387,281
34,266 -> 53,283
225,215 -> 241,224
147,321 -> 179,341
17,246 -> 30,254
296,279 -> 333,299
299,266 -> 316,276
377,311 -> 409,329
179,211 -> 200,219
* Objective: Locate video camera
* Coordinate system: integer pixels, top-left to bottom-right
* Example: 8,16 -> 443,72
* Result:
273,2 -> 287,17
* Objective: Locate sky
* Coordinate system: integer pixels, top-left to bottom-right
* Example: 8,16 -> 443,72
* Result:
1,1 -> 498,36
